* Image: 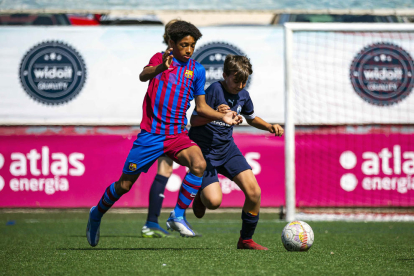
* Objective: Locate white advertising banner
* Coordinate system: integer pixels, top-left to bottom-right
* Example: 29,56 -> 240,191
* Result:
0,26 -> 285,125
292,31 -> 414,124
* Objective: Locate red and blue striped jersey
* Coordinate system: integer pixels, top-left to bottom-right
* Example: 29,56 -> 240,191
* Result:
140,52 -> 206,135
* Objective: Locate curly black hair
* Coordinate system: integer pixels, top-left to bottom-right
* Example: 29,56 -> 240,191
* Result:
167,21 -> 202,44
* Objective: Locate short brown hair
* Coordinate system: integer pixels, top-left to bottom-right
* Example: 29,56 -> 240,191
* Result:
163,19 -> 180,45
223,55 -> 253,83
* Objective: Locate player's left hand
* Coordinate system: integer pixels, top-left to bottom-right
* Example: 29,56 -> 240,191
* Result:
237,115 -> 243,125
216,104 -> 231,113
268,124 -> 284,137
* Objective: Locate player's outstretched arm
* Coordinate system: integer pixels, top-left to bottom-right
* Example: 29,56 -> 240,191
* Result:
195,96 -> 241,125
139,49 -> 174,82
246,117 -> 284,137
190,104 -> 231,127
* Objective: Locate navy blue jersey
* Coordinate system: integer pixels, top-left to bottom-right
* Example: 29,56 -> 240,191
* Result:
189,81 -> 255,164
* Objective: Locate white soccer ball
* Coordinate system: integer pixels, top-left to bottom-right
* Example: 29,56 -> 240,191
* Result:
281,220 -> 314,251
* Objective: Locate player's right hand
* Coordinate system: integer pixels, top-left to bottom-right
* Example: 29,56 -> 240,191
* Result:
222,111 -> 240,126
236,114 -> 243,125
163,48 -> 174,69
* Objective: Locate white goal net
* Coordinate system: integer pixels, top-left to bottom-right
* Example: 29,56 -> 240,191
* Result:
284,23 -> 414,221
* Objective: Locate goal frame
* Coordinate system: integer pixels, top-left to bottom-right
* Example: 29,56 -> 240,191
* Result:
284,23 -> 414,221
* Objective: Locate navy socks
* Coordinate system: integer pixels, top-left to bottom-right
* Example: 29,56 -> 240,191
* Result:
241,210 -> 259,240
147,174 -> 169,224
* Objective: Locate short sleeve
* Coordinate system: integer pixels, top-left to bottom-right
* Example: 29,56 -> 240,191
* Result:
193,64 -> 206,96
241,92 -> 256,120
145,53 -> 163,68
205,84 -> 219,108
193,83 -> 218,115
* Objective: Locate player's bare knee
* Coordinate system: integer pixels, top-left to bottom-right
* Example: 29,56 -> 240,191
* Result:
115,180 -> 133,195
165,167 -> 173,178
245,185 -> 261,203
205,197 -> 221,210
159,167 -> 173,178
191,158 -> 206,176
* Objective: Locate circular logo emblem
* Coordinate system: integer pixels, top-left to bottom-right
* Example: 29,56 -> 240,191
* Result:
192,42 -> 251,89
350,42 -> 414,106
20,41 -> 87,105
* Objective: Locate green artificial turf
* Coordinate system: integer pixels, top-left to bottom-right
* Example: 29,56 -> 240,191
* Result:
0,210 -> 413,275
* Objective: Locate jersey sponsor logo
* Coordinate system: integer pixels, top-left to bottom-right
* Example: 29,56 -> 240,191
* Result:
19,41 -> 87,105
350,42 -> 414,106
184,70 -> 194,79
211,120 -> 231,127
227,99 -> 234,106
192,42 -> 251,89
129,163 -> 137,171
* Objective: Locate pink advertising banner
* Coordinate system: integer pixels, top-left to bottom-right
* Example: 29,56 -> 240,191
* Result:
0,127 -> 285,208
295,128 -> 414,207
1,127 -> 412,208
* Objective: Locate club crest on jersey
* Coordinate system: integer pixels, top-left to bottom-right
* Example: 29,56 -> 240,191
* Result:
129,163 -> 137,171
237,105 -> 242,114
184,70 -> 194,79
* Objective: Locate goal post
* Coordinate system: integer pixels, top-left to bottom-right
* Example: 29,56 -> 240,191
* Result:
284,23 -> 414,221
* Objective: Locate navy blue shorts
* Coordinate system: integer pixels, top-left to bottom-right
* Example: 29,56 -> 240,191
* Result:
201,144 -> 251,190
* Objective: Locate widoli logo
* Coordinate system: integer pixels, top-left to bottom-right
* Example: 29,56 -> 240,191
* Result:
19,41 -> 87,105
192,42 -> 251,89
350,42 -> 414,106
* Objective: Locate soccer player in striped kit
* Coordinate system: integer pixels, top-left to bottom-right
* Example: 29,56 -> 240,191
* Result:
86,21 -> 241,246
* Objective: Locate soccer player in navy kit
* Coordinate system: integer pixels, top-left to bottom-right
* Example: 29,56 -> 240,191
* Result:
189,55 -> 284,250
86,21 -> 241,246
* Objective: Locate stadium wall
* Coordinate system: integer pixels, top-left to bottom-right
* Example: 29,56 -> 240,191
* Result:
1,25 -> 414,208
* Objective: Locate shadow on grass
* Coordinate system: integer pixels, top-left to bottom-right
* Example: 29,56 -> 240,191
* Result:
57,248 -> 209,251
69,235 -> 153,238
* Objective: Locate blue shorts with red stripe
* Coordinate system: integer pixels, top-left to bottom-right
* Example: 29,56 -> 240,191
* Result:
122,130 -> 198,174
